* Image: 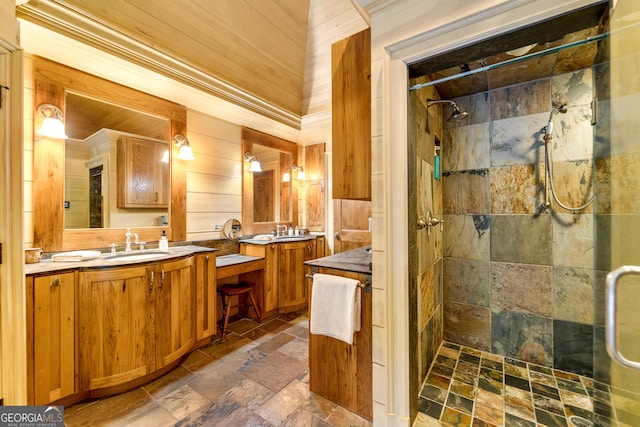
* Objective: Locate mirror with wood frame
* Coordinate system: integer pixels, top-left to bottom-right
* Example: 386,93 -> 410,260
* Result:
64,91 -> 171,230
242,127 -> 299,235
32,56 -> 187,251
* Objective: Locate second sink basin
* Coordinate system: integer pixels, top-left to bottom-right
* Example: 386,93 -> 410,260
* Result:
105,252 -> 168,262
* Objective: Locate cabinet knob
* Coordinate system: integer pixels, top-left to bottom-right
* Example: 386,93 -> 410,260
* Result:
51,278 -> 60,287
205,255 -> 209,261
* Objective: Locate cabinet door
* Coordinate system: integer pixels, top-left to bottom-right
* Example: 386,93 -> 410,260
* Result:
242,243 -> 279,315
32,272 -> 76,404
331,28 -> 371,200
278,241 -> 308,311
78,265 -> 156,391
117,137 -> 169,208
195,252 -> 216,340
156,257 -> 195,367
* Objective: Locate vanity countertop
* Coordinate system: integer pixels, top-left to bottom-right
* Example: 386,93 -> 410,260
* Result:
239,235 -> 317,245
25,245 -> 217,275
304,245 -> 372,275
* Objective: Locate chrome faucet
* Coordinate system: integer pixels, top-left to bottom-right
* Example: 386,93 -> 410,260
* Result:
276,224 -> 288,237
125,228 -> 139,253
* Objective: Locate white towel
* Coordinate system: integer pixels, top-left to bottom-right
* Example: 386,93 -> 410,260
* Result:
51,250 -> 102,262
310,273 -> 361,345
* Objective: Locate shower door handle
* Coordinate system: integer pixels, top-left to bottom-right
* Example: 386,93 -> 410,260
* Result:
606,265 -> 640,370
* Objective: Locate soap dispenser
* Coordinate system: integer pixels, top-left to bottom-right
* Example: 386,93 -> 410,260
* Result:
159,230 -> 169,252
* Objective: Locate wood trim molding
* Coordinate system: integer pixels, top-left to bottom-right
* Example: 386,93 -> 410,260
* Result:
32,56 -> 187,251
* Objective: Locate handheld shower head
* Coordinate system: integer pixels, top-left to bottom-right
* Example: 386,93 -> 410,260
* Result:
427,98 -> 470,123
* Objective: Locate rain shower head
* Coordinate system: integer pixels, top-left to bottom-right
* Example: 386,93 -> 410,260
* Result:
426,98 -> 470,122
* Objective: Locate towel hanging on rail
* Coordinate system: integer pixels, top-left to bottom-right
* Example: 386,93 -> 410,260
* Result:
309,273 -> 361,345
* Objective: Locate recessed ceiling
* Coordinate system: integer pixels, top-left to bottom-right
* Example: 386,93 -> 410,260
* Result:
408,2 -> 609,100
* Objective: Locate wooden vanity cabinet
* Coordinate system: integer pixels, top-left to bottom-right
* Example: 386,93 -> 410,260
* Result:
27,272 -> 77,405
241,243 -> 279,317
155,257 -> 196,367
241,239 -> 318,315
195,252 -> 217,340
78,256 -> 194,393
117,136 -> 169,208
78,264 -> 157,392
279,239 -> 316,313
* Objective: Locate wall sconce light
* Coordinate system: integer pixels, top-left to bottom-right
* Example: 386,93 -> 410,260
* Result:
160,150 -> 169,163
37,104 -> 68,139
293,164 -> 305,180
173,134 -> 195,160
282,170 -> 291,182
244,152 -> 262,172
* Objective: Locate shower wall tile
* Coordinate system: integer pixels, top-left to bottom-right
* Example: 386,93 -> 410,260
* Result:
442,123 -> 490,172
553,320 -> 594,377
491,309 -> 553,366
592,270 -> 607,327
490,113 -> 547,167
490,214 -> 552,265
450,92 -> 490,126
548,159 -> 594,214
549,105 -> 594,162
443,258 -> 490,307
443,214 -> 490,260
552,214 -> 593,269
551,69 -> 593,108
591,326 -> 611,385
490,78 -> 551,121
553,267 -> 594,325
418,158 -> 434,222
421,305 -> 443,383
490,164 -> 544,214
596,153 -> 640,214
442,169 -> 490,214
419,266 -> 435,332
444,301 -> 491,352
610,93 -> 640,156
491,262 -> 552,317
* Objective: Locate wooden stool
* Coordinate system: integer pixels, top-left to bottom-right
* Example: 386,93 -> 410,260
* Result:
217,281 -> 261,340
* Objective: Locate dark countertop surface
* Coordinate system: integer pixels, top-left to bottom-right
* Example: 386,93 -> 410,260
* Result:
25,245 -> 217,275
304,245 -> 372,275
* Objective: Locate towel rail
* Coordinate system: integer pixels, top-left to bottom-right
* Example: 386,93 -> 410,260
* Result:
305,273 -> 368,288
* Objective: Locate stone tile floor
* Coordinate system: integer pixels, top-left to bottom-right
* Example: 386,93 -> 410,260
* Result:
64,311 -> 372,426
413,342 -> 640,427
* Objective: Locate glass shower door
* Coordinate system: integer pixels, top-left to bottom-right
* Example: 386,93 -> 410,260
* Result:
598,0 -> 640,424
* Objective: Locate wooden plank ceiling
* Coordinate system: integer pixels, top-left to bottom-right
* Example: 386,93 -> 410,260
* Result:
26,0 -> 310,118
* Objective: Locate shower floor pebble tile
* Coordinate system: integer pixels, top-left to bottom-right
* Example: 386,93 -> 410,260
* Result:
414,341 -> 640,427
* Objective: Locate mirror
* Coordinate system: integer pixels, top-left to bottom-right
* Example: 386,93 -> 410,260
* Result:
242,127 -> 299,235
251,144 -> 292,223
33,56 -> 187,251
64,92 -> 171,229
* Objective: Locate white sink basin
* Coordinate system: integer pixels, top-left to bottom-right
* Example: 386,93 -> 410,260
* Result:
105,252 -> 168,262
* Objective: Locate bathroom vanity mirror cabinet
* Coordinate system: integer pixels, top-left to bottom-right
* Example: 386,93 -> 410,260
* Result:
33,56 -> 187,251
242,127 -> 299,235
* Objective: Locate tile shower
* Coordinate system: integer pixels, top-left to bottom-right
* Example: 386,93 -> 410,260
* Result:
408,43 -> 640,424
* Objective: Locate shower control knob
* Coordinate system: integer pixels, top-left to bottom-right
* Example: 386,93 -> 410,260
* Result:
417,218 -> 427,229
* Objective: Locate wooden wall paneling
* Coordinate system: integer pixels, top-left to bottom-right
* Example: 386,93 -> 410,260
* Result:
331,28 -> 371,200
33,78 -> 65,250
305,143 -> 325,231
